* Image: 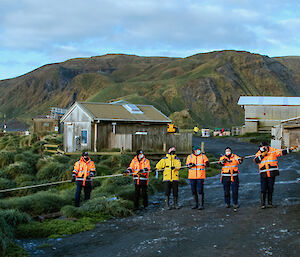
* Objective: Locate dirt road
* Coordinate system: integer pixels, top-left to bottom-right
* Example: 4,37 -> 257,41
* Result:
24,137 -> 300,257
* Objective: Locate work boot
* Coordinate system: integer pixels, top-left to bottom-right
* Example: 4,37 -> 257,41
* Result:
267,192 -> 275,208
192,194 -> 198,209
233,204 -> 239,212
261,192 -> 266,209
198,194 -> 204,210
165,196 -> 171,210
174,197 -> 180,209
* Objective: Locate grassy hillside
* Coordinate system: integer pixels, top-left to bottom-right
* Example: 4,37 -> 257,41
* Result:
0,132 -> 219,255
0,51 -> 299,128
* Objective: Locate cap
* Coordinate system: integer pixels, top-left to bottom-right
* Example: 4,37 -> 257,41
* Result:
193,145 -> 200,151
136,149 -> 143,156
168,147 -> 176,154
260,141 -> 269,147
82,151 -> 89,156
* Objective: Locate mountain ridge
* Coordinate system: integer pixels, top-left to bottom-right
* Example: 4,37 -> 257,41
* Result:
0,50 -> 299,128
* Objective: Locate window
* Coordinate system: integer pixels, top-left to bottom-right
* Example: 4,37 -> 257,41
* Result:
81,130 -> 88,144
43,122 -> 50,127
122,104 -> 143,114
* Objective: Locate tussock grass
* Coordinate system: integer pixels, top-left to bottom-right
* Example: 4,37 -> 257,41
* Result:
6,162 -> 34,178
0,216 -> 13,256
0,151 -> 14,168
0,178 -> 16,190
15,218 -> 96,239
36,162 -> 69,181
0,190 -> 73,216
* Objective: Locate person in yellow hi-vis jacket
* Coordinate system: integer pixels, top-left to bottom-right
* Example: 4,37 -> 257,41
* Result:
156,147 -> 181,209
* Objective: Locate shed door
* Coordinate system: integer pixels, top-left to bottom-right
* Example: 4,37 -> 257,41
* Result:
66,124 -> 74,152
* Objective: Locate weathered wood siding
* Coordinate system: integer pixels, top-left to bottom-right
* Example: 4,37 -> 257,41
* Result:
63,105 -> 92,152
133,133 -> 192,152
96,121 -> 167,151
33,119 -> 59,133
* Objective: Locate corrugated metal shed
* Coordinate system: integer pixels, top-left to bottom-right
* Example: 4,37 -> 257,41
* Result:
238,96 -> 300,106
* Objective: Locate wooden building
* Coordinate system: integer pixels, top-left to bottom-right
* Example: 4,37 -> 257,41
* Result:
61,102 -> 192,153
33,116 -> 59,133
271,116 -> 300,149
33,107 -> 67,134
238,96 -> 300,134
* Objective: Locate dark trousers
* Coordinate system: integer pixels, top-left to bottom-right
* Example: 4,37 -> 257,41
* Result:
190,179 -> 204,195
134,182 -> 148,208
164,181 -> 178,197
222,176 -> 239,205
75,181 -> 92,207
260,175 -> 275,194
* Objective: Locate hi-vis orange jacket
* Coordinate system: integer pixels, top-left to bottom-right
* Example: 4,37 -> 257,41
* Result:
128,156 -> 151,185
73,157 -> 96,186
219,154 -> 241,182
254,147 -> 283,177
186,153 -> 209,179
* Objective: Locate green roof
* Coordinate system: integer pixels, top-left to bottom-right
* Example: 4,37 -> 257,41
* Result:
78,102 -> 171,123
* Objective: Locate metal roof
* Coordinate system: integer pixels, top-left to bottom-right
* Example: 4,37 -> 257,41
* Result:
238,96 -> 300,106
63,102 -> 171,123
281,116 -> 300,123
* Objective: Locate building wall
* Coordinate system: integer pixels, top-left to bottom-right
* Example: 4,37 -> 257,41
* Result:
244,121 -> 258,133
283,128 -> 300,148
244,106 -> 300,131
63,105 -> 92,152
271,118 -> 300,149
96,121 -> 168,151
33,119 -> 58,133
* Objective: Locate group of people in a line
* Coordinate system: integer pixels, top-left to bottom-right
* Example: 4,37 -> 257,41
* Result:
71,143 -> 297,212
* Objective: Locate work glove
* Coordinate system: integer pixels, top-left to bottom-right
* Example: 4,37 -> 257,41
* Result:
143,167 -> 149,172
221,159 -> 227,165
171,166 -> 175,170
239,157 -> 244,163
123,169 -> 130,176
205,161 -> 210,167
290,145 -> 298,151
71,175 -> 76,182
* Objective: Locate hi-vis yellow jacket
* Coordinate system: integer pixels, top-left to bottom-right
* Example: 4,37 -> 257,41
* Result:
156,154 -> 181,182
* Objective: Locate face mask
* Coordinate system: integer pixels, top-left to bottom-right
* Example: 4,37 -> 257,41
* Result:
195,150 -> 201,155
225,151 -> 231,156
260,147 -> 266,152
139,154 -> 144,159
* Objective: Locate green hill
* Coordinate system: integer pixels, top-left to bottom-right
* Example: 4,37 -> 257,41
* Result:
0,51 -> 299,128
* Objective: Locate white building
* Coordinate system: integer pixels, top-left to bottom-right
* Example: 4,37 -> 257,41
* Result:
238,96 -> 300,133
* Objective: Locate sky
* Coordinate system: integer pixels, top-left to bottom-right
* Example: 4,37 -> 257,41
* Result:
0,0 -> 299,80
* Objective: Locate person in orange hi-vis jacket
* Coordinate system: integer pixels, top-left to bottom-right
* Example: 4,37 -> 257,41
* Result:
186,145 -> 209,210
72,152 -> 96,207
254,141 -> 297,209
125,150 -> 151,210
219,147 -> 244,211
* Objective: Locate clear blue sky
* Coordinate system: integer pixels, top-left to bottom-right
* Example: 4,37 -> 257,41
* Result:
0,0 -> 299,80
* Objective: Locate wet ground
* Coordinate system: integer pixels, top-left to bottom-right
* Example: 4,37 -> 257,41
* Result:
22,137 -> 300,257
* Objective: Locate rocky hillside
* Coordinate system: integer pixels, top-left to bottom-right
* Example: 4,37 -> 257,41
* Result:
0,51 -> 299,128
